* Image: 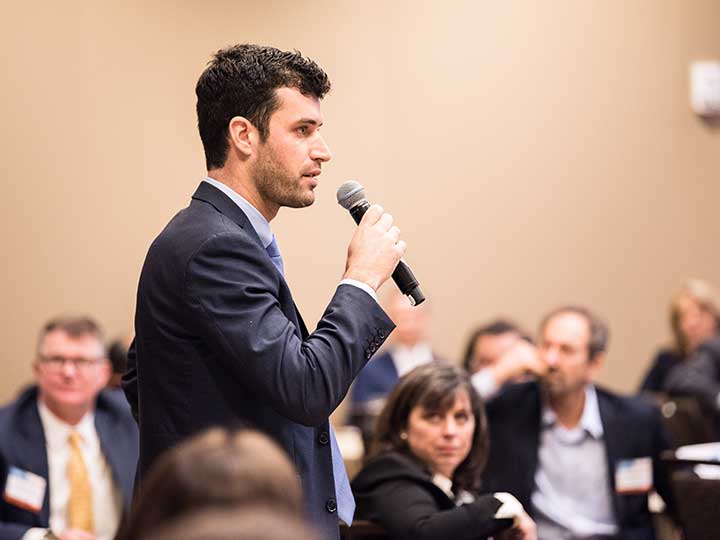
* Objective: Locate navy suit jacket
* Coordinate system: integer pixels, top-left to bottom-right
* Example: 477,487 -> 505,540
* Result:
124,182 -> 394,540
350,351 -> 398,405
0,386 -> 138,540
481,382 -> 673,540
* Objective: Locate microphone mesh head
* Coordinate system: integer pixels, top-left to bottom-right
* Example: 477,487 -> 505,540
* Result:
336,181 -> 366,210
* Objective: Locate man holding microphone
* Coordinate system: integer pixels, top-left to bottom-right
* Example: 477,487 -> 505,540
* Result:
123,44 -> 405,539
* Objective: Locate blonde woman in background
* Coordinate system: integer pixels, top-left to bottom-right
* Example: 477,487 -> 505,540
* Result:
639,279 -> 720,393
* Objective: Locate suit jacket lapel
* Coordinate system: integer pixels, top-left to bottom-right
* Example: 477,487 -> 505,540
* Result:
193,182 -> 307,339
94,403 -> 133,509
14,389 -> 50,525
597,389 -> 623,523
192,182 -> 263,249
524,385 -> 543,506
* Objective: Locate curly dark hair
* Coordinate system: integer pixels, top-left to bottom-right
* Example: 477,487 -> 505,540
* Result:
195,44 -> 331,170
371,364 -> 489,492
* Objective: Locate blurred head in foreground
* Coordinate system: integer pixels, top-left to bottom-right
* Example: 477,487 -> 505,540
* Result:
118,428 -> 303,540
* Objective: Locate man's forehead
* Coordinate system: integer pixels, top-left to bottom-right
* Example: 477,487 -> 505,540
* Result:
272,87 -> 323,122
542,312 -> 590,344
40,329 -> 103,353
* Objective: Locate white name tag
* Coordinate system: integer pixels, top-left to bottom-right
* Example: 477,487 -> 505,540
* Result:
615,457 -> 653,494
3,466 -> 46,512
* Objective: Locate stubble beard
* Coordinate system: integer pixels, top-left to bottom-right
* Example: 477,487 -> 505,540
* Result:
253,140 -> 315,210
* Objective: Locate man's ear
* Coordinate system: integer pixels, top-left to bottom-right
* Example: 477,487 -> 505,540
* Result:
228,116 -> 256,157
588,352 -> 606,378
97,359 -> 112,389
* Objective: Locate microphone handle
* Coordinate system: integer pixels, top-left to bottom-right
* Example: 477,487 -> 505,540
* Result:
349,201 -> 426,306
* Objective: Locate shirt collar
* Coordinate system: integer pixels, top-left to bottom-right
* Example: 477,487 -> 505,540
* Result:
541,384 -> 604,439
431,473 -> 454,499
37,398 -> 96,448
204,177 -> 273,249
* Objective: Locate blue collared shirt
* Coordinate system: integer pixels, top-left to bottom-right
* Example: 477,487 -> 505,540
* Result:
203,178 -> 377,300
531,385 -> 619,539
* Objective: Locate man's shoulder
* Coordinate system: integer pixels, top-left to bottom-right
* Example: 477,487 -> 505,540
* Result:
596,385 -> 662,422
0,387 -> 40,453
352,451 -> 428,490
96,389 -> 136,423
360,351 -> 395,374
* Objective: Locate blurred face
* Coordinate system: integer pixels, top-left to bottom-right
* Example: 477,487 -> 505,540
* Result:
387,295 -> 429,346
34,330 -> 110,420
253,87 -> 331,213
469,331 -> 521,373
539,312 -> 601,399
405,389 -> 475,478
677,295 -> 717,352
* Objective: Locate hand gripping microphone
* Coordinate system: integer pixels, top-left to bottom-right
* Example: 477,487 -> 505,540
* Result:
336,181 -> 425,306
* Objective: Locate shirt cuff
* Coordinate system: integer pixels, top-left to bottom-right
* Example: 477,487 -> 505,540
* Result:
472,369 -> 499,400
21,528 -> 49,540
493,492 -> 524,521
339,279 -> 378,302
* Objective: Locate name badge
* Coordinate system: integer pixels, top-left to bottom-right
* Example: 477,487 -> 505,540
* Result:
615,457 -> 653,494
3,466 -> 46,513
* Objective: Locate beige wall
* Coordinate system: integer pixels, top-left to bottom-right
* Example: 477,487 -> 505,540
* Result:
0,1 -> 718,405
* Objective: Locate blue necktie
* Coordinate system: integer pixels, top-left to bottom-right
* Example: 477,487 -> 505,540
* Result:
264,235 -> 355,524
265,235 -> 285,276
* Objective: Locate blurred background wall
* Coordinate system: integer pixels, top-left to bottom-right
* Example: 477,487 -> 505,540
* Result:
0,0 -> 718,403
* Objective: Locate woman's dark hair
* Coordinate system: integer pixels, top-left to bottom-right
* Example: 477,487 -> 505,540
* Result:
196,44 -> 331,170
371,363 -> 488,492
117,428 -> 303,540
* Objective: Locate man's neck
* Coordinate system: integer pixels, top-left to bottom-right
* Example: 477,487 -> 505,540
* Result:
208,167 -> 279,221
548,387 -> 587,429
39,395 -> 92,426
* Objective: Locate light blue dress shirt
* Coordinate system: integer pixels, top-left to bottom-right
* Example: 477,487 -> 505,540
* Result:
203,177 -> 377,299
531,385 -> 619,539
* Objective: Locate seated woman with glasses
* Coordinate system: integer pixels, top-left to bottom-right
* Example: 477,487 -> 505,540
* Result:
352,363 -> 536,540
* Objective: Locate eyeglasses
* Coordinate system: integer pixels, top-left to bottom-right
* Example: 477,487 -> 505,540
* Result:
37,355 -> 106,370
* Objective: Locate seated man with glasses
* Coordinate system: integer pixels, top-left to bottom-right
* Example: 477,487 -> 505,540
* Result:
0,316 -> 138,540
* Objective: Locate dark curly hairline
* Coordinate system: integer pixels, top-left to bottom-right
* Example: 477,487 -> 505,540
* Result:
195,44 -> 331,170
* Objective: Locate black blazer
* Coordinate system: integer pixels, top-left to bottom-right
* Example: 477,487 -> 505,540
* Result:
481,382 -> 673,540
0,386 -> 138,540
352,451 -> 512,540
124,182 -> 394,540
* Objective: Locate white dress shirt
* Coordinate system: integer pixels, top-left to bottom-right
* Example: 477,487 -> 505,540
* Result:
22,401 -> 123,540
391,343 -> 434,378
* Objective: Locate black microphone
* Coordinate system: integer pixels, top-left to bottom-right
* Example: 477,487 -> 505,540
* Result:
336,181 -> 425,306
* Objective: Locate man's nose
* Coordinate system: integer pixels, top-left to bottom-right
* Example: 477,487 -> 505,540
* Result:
543,349 -> 560,368
310,134 -> 331,163
61,359 -> 78,376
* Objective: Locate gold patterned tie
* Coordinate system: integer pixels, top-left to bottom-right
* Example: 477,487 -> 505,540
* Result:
67,431 -> 94,532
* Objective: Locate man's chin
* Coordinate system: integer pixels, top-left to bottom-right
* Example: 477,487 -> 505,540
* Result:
283,193 -> 315,209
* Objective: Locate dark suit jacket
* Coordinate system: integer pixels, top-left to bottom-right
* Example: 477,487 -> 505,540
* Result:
352,451 -> 511,540
639,348 -> 682,393
481,382 -> 673,540
124,181 -> 394,540
350,351 -> 398,405
0,386 -> 138,540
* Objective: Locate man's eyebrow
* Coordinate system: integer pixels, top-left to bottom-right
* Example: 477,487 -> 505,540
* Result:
294,118 -> 323,126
